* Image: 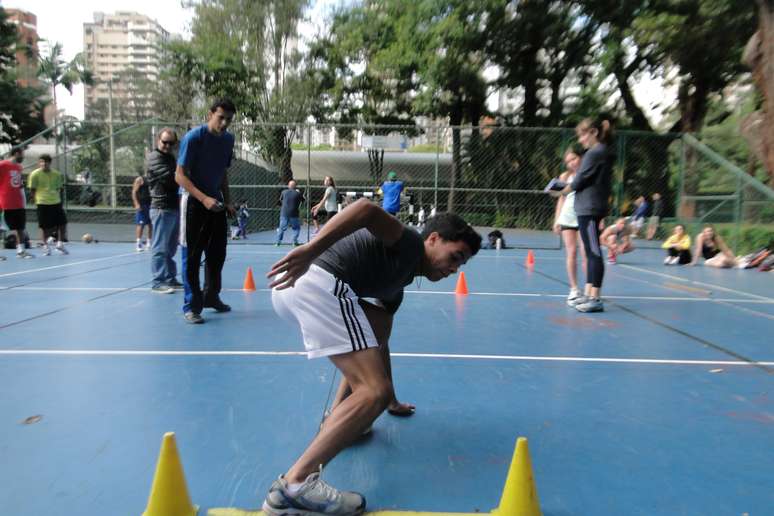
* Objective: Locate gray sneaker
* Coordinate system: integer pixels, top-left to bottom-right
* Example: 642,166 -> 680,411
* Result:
151,284 -> 175,294
567,294 -> 588,308
575,297 -> 604,313
262,471 -> 366,516
16,250 -> 34,259
184,311 -> 204,324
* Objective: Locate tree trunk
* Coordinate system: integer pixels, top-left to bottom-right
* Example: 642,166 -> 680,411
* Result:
747,2 -> 774,183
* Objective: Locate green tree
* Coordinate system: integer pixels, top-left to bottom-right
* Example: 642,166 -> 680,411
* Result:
183,0 -> 316,183
0,7 -> 46,145
37,41 -> 94,151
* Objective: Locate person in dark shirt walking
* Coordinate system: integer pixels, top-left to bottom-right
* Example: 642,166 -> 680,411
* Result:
275,180 -> 305,246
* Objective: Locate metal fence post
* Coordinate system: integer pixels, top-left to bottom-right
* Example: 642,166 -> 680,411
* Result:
62,121 -> 68,209
108,81 -> 117,209
677,136 -> 686,221
307,123 -> 312,242
734,171 -> 743,252
434,125 -> 440,211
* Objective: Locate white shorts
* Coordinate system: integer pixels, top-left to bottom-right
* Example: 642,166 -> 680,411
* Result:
272,265 -> 378,359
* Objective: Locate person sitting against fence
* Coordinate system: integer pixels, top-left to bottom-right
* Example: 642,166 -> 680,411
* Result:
600,217 -> 634,264
690,225 -> 736,268
662,224 -> 692,265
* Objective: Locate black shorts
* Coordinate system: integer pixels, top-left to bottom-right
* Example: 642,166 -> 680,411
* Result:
3,208 -> 26,231
560,225 -> 578,231
312,210 -> 337,223
37,203 -> 67,229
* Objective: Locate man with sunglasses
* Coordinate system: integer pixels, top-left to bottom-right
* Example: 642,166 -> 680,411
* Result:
147,128 -> 182,294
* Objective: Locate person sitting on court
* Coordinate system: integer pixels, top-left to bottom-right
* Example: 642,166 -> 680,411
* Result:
264,199 -> 481,516
600,217 -> 634,264
379,170 -> 404,216
662,224 -> 692,265
690,225 -> 736,268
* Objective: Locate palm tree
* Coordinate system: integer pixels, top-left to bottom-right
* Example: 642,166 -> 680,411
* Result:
37,41 -> 94,152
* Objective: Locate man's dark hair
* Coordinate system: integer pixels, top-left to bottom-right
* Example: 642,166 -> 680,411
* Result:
421,212 -> 482,255
209,98 -> 237,114
39,154 -> 52,163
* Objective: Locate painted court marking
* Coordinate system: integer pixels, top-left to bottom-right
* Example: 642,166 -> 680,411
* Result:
0,251 -> 139,278
619,263 -> 774,302
0,349 -> 772,366
3,285 -> 774,304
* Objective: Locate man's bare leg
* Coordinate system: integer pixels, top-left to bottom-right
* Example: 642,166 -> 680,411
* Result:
329,302 -> 414,415
286,347 -> 391,483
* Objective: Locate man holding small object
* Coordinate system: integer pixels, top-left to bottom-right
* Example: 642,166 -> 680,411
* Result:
175,99 -> 237,324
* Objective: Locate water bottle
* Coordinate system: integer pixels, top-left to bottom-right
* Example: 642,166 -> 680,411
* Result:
496,238 -> 502,250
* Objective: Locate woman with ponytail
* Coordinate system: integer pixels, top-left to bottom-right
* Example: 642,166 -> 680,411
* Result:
560,115 -> 615,313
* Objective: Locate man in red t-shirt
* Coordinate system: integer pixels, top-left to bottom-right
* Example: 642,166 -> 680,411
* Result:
0,147 -> 33,258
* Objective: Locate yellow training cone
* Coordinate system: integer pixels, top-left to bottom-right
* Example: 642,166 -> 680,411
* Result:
492,437 -> 541,516
142,432 -> 198,516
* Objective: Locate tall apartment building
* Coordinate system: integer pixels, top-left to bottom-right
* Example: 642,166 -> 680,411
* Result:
5,8 -> 40,89
82,12 -> 170,116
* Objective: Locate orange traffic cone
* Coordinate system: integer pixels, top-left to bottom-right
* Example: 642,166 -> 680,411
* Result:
142,432 -> 198,516
243,267 -> 256,291
455,271 -> 469,295
525,250 -> 535,267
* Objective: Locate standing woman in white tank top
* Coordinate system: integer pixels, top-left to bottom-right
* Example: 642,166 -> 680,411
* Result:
553,147 -> 587,305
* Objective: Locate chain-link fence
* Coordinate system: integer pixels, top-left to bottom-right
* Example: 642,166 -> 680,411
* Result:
675,134 -> 774,253
8,121 -> 772,251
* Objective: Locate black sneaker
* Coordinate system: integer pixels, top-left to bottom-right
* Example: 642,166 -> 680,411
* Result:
167,279 -> 184,290
184,311 -> 204,324
204,299 -> 231,312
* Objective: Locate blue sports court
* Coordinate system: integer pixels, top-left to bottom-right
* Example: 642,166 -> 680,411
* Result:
1,231 -> 772,515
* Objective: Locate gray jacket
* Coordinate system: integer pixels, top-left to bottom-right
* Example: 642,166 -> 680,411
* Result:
146,149 -> 179,210
570,143 -> 613,217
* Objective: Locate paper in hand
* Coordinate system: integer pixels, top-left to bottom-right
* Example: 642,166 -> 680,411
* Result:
544,178 -> 568,192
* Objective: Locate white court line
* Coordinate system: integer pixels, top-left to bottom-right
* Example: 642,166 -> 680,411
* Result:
4,286 -> 774,304
618,263 -> 774,302
0,348 -> 771,366
0,251 -> 140,278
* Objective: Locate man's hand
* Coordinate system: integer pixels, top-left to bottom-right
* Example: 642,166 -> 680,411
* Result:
202,196 -> 220,211
225,203 -> 236,217
267,244 -> 315,290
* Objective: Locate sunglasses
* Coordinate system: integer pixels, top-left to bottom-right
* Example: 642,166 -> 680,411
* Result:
161,140 -> 177,145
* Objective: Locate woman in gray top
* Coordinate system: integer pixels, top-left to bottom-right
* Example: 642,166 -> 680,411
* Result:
561,114 -> 615,313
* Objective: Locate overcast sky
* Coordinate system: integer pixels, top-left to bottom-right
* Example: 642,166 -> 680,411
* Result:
3,0 -> 673,125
